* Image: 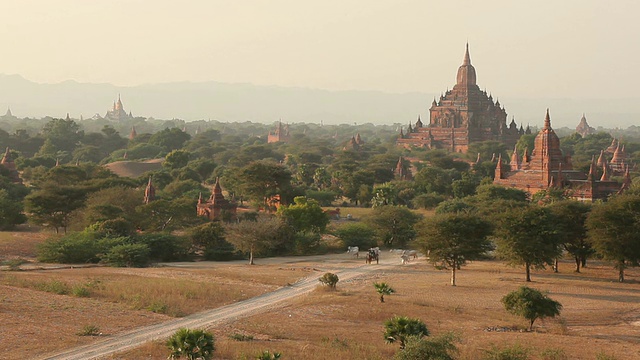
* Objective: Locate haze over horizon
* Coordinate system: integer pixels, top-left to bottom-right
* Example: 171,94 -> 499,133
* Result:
0,1 -> 638,127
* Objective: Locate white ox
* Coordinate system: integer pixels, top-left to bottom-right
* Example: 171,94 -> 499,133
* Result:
402,250 -> 418,259
347,246 -> 359,258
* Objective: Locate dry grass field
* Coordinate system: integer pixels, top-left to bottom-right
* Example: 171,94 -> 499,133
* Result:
2,230 -> 640,360
105,259 -> 640,360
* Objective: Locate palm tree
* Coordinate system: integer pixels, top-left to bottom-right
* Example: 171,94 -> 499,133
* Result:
384,316 -> 429,349
374,282 -> 395,302
166,328 -> 215,360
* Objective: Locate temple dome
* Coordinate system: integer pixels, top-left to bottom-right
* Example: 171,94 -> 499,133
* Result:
456,43 -> 477,87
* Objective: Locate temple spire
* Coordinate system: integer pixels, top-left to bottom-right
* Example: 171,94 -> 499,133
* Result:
544,108 -> 551,129
463,42 -> 471,65
144,176 -> 155,204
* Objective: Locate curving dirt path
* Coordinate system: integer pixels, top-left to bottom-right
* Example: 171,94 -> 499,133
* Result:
41,255 -> 404,360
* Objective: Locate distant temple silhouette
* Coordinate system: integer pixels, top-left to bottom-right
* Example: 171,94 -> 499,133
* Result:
267,121 -> 290,143
105,95 -> 134,122
575,114 -> 596,138
397,44 -> 521,153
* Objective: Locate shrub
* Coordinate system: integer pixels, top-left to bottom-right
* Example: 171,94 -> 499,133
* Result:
72,285 -> 91,297
167,328 -> 215,360
147,301 -> 169,314
256,350 -> 281,360
1,258 -> 27,270
229,333 -> 254,341
595,353 -> 619,360
136,233 -> 191,262
395,333 -> 459,360
37,233 -> 103,264
384,316 -> 429,349
36,280 -> 70,295
76,325 -> 101,336
100,243 -> 151,267
318,272 -> 339,289
540,348 -> 567,360
483,344 -> 531,360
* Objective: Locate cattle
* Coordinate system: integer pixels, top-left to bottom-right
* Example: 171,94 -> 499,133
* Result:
347,246 -> 359,258
401,254 -> 410,265
402,250 -> 418,259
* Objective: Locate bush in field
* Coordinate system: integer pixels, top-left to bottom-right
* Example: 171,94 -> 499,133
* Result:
384,316 -> 429,349
166,328 -> 215,360
37,232 -> 103,263
395,333 -> 459,360
136,233 -> 190,262
319,272 -> 339,289
482,344 -> 531,360
256,350 -> 282,360
100,243 -> 151,267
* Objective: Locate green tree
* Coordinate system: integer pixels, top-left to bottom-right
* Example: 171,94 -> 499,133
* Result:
276,196 -> 329,233
25,184 -> 87,233
149,128 -> 191,152
166,328 -> 215,360
587,194 -> 640,282
384,316 -> 430,349
415,213 -> 493,286
136,197 -> 200,232
335,222 -> 377,249
374,282 -> 395,303
224,217 -> 290,265
188,222 -> 237,260
495,205 -> 562,282
548,200 -> 592,272
163,149 -> 191,170
234,160 -> 292,210
37,117 -> 83,158
371,182 -> 399,207
395,333 -> 459,360
501,286 -> 562,331
0,189 -> 27,229
364,206 -> 421,247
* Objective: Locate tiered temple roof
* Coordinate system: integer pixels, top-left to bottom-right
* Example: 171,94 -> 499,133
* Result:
397,44 -> 520,153
494,110 -> 625,201
196,178 -> 237,220
575,114 -> 595,138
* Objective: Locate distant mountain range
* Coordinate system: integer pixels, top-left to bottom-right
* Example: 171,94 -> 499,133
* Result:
0,74 -> 638,129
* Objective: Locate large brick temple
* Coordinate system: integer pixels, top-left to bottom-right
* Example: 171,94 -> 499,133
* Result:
397,44 -> 521,152
494,109 -> 628,201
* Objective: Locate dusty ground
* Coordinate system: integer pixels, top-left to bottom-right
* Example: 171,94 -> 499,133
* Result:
2,238 -> 640,359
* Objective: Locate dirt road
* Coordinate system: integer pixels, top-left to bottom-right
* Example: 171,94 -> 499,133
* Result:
41,254 -> 403,360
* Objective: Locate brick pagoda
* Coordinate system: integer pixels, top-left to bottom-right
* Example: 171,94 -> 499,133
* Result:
397,44 -> 521,153
494,109 -> 627,201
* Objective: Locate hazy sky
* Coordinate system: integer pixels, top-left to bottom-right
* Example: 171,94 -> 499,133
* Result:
0,0 -> 639,98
